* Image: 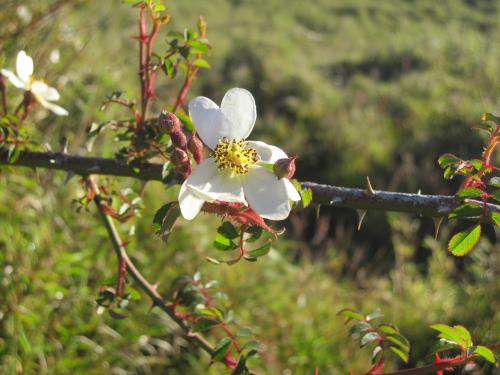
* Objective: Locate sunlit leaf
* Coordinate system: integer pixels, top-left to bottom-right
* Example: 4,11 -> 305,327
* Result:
474,345 -> 496,363
447,225 -> 481,256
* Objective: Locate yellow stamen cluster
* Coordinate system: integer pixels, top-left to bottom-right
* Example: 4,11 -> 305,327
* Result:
212,137 -> 259,175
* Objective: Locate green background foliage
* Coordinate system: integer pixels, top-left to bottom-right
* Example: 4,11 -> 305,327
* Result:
0,0 -> 498,374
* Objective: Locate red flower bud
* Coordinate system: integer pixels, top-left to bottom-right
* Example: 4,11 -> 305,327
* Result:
178,163 -> 192,178
171,147 -> 189,166
273,156 -> 297,179
159,110 -> 180,133
188,133 -> 204,164
170,130 -> 187,149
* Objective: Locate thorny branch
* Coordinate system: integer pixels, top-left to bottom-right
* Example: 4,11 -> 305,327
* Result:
2,150 -> 500,219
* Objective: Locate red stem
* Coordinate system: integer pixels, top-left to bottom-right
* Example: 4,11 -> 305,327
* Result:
172,66 -> 199,113
138,5 -> 147,125
377,355 -> 472,375
116,254 -> 127,297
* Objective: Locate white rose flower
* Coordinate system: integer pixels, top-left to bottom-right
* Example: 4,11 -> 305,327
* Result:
179,88 -> 300,221
1,50 -> 68,116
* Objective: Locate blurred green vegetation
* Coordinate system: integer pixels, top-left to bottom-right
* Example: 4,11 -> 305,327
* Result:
0,0 -> 498,374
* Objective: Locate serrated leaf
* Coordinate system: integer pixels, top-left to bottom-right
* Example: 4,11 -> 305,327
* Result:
448,225 -> 481,256
245,226 -> 262,243
385,334 -> 410,352
378,324 -> 399,335
453,325 -> 472,348
455,187 -> 483,199
241,340 -> 260,351
438,153 -> 461,168
430,324 -> 467,347
213,233 -> 237,251
212,337 -> 232,361
349,322 -> 371,337
192,319 -> 219,332
236,327 -> 252,337
338,308 -> 364,323
474,345 -> 496,363
153,202 -> 181,242
366,309 -> 383,322
449,203 -> 482,219
218,222 -> 239,239
488,177 -> 500,187
300,187 -> 313,208
193,58 -> 210,68
389,345 -> 409,363
492,212 -> 500,230
361,332 -> 379,347
244,241 -> 271,259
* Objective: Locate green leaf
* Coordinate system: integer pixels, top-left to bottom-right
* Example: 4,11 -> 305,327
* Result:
449,203 -> 482,220
455,187 -> 483,199
378,323 -> 399,335
217,222 -> 239,239
231,356 -> 247,375
448,225 -> 481,256
492,212 -> 500,230
366,309 -> 383,322
212,337 -> 232,361
469,159 -> 483,171
300,187 -> 313,208
372,346 -> 383,363
241,340 -> 260,351
438,153 -> 461,168
337,308 -> 364,323
488,177 -> 500,188
244,241 -> 271,259
491,190 -> 500,202
349,322 -> 371,337
453,325 -> 472,348
188,40 -> 210,54
389,345 -> 409,363
213,233 -> 237,251
193,58 -> 210,68
245,226 -> 262,243
474,345 -> 496,363
153,202 -> 181,242
385,334 -> 410,352
361,332 -> 379,347
192,319 -> 219,333
480,112 -> 500,124
236,327 -> 253,337
430,324 -> 467,347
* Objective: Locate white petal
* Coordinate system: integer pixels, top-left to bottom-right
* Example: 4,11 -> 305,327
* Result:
1,69 -> 25,88
243,167 -> 293,220
283,178 -> 301,201
220,88 -> 256,140
16,50 -> 33,83
187,158 -> 246,204
179,180 -> 205,220
188,96 -> 222,149
31,80 -> 60,101
37,97 -> 69,116
247,140 -> 288,164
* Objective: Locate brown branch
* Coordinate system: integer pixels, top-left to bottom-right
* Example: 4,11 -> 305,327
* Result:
2,150 -> 500,219
86,176 -> 214,354
86,176 -> 259,374
377,355 -> 472,375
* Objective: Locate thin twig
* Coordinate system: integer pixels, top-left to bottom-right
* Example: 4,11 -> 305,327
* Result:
2,150 -> 499,219
86,176 -> 214,354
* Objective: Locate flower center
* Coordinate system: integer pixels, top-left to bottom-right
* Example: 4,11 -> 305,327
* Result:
212,137 -> 259,175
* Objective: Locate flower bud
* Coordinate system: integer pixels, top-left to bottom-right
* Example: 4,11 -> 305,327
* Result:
273,156 -> 297,179
171,147 -> 189,166
170,130 -> 187,149
188,133 -> 204,164
159,110 -> 180,133
178,163 -> 192,179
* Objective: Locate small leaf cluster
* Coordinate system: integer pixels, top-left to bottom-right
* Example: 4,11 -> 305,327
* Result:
168,273 -> 260,373
95,285 -> 141,320
438,113 -> 499,256
430,324 -> 496,364
208,221 -> 272,265
338,308 -> 410,365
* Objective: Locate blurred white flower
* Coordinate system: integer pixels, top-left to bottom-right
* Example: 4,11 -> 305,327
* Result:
1,50 -> 68,116
49,49 -> 60,64
16,5 -> 32,23
179,88 -> 300,221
